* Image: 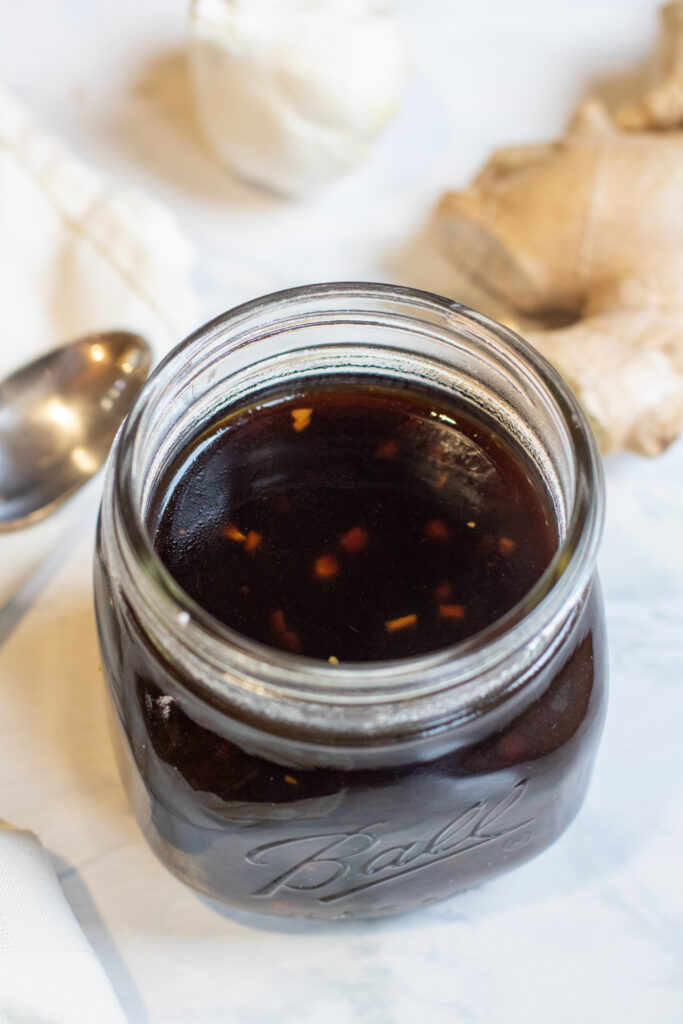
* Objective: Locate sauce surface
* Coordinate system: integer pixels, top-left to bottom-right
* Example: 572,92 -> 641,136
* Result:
151,378 -> 558,661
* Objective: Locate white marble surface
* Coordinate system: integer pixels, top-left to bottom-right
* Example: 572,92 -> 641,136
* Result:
1,1 -> 682,1021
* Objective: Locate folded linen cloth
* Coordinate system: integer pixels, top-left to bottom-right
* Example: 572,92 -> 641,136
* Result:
0,822 -> 128,1023
0,88 -> 198,1020
0,85 -> 196,604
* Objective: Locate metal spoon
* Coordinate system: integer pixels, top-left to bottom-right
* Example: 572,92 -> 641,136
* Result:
0,331 -> 151,531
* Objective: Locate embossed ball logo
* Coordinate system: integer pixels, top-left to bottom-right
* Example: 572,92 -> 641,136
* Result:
246,780 -> 533,904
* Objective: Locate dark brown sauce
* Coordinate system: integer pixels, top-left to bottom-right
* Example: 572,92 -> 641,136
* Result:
151,379 -> 558,661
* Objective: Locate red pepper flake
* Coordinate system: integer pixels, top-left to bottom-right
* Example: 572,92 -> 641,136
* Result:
425,519 -> 450,541
244,530 -> 262,553
376,439 -> 398,459
291,408 -> 313,432
497,733 -> 527,762
223,524 -> 246,542
439,603 -> 466,620
270,608 -> 286,632
270,899 -> 294,912
478,534 -> 496,556
314,553 -> 340,580
340,526 -> 368,555
498,536 -> 517,556
385,613 -> 418,633
269,609 -> 301,653
435,581 -> 453,602
284,774 -> 299,786
434,471 -> 448,489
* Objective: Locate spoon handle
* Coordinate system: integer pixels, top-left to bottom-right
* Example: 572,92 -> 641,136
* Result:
0,476 -> 100,617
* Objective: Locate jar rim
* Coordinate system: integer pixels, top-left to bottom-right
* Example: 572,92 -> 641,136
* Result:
110,282 -> 604,725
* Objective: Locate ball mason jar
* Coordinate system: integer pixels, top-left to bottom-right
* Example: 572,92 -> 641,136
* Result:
94,282 -> 607,920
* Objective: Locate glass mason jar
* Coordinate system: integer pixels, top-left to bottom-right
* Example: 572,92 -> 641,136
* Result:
94,283 -> 607,920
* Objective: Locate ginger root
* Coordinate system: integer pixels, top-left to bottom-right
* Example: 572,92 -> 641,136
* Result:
436,3 -> 683,456
617,1 -> 683,130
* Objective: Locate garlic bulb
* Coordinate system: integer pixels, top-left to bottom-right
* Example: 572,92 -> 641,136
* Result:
188,0 -> 411,196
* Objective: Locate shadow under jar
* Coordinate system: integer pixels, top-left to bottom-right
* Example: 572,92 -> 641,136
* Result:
94,283 -> 607,920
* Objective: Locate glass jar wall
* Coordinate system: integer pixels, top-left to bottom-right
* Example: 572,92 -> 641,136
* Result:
94,283 -> 607,919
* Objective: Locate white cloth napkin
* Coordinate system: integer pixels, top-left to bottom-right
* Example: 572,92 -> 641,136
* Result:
0,88 -> 198,1021
0,85 -> 197,605
0,823 -> 128,1023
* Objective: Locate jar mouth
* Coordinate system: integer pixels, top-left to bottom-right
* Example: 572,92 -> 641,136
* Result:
112,282 -> 604,707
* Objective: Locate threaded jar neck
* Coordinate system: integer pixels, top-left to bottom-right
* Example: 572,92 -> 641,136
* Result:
102,283 -> 604,760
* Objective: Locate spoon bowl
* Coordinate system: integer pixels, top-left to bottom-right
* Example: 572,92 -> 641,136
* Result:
0,331 -> 151,530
